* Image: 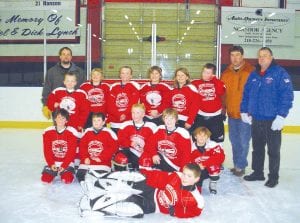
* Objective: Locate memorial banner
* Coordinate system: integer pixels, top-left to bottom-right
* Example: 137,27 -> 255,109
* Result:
0,0 -> 80,43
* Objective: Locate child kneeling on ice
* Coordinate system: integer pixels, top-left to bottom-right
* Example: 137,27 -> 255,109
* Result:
191,127 -> 225,194
41,109 -> 79,184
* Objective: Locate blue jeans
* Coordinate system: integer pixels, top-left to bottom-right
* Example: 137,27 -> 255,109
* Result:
228,117 -> 251,169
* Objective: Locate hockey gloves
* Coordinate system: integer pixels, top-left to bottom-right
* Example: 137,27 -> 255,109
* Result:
241,113 -> 252,125
42,105 -> 52,120
271,115 -> 285,131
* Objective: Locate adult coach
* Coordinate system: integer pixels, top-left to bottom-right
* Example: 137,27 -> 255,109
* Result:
221,46 -> 254,177
41,47 -> 86,119
241,47 -> 294,188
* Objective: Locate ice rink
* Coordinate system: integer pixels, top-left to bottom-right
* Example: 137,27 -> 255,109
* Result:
0,128 -> 299,223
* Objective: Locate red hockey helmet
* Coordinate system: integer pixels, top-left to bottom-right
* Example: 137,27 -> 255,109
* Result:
111,152 -> 129,171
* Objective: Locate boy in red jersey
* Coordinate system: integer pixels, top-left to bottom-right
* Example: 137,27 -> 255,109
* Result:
80,68 -> 110,128
139,108 -> 191,172
107,66 -> 140,133
41,109 -> 79,184
80,163 -> 203,218
191,63 -> 226,142
131,163 -> 204,218
191,127 -> 225,194
117,103 -> 156,170
47,72 -> 89,132
76,112 -> 118,182
140,66 -> 172,125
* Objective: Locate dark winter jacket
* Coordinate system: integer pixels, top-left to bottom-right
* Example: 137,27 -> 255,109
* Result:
240,60 -> 294,120
41,62 -> 86,105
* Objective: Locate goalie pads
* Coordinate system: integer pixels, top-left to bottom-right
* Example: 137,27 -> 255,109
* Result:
79,170 -> 146,218
79,194 -> 144,218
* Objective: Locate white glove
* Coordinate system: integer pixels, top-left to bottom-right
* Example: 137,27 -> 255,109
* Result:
271,115 -> 285,131
241,113 -> 252,125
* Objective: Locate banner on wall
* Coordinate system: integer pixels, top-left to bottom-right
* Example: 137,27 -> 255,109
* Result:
0,0 -> 80,43
221,7 -> 295,46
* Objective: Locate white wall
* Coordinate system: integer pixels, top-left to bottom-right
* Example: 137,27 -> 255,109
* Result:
0,87 -> 46,122
0,87 -> 299,126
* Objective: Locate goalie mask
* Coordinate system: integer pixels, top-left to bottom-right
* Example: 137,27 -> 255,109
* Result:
111,152 -> 129,171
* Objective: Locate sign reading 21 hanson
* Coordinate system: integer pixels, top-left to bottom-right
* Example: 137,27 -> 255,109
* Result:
221,7 -> 295,46
0,0 -> 80,43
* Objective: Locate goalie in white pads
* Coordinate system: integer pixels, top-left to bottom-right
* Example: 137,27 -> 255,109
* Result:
79,163 -> 204,219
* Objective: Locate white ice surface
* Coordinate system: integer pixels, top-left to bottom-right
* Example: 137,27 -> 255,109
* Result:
0,129 -> 299,223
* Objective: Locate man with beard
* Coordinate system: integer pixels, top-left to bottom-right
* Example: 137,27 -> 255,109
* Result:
42,47 -> 86,119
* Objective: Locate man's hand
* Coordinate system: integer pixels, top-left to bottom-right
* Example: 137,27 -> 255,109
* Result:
271,115 -> 285,131
241,113 -> 252,125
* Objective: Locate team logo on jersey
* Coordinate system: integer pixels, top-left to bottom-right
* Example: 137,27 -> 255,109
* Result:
52,140 -> 68,158
146,91 -> 162,107
194,156 -> 209,164
198,83 -> 216,101
60,96 -> 76,114
172,94 -> 186,112
157,184 -> 178,208
88,88 -> 105,106
265,77 -> 273,84
116,93 -> 129,111
130,134 -> 145,154
158,140 -> 177,159
88,140 -> 104,158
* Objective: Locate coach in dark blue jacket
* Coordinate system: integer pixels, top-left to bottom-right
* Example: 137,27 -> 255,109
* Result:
240,47 -> 294,188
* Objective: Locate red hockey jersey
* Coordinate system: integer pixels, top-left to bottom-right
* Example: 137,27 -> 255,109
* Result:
143,170 -> 204,218
140,82 -> 172,118
47,87 -> 90,130
43,126 -> 79,169
170,84 -> 199,125
143,126 -> 191,171
191,140 -> 225,175
118,120 -> 156,157
191,77 -> 226,114
80,81 -> 110,114
79,127 -> 118,170
107,81 -> 140,128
